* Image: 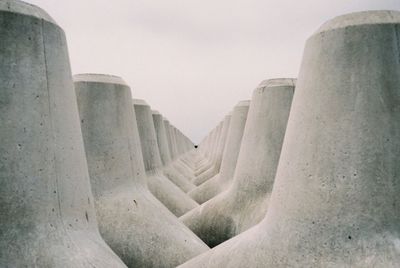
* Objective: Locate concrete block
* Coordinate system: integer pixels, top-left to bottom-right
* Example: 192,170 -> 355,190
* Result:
133,99 -> 199,216
152,111 -> 196,192
180,78 -> 295,248
0,2 -> 126,266
75,74 -> 209,268
180,10 -> 400,268
189,100 -> 250,204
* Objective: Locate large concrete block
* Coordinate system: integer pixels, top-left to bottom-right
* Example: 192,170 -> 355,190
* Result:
181,78 -> 295,248
133,99 -> 199,216
0,2 -> 126,267
74,74 -> 208,268
180,10 -> 400,268
189,100 -> 250,204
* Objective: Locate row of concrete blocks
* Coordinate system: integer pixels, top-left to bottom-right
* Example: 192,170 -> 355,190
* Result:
1,0 -> 400,267
175,9 -> 400,268
0,1 -> 210,267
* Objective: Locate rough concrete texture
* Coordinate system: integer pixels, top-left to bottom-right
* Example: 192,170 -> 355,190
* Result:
189,100 -> 250,204
152,110 -> 172,165
194,126 -> 220,176
168,124 -> 180,160
0,2 -> 127,267
134,100 -> 198,216
194,129 -> 217,170
194,127 -> 217,173
74,74 -> 209,268
193,115 -> 231,186
152,111 -> 196,192
181,78 -> 295,248
163,119 -> 174,157
179,10 -> 400,268
168,125 -> 198,182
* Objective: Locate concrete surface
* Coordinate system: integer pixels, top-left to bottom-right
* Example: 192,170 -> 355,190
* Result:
152,111 -> 196,192
193,115 -> 231,186
189,100 -> 250,204
181,78 -> 295,248
0,2 -> 126,267
75,74 -> 209,268
134,99 -> 199,216
179,10 -> 400,268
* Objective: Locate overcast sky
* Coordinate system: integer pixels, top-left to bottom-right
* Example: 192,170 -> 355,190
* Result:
25,0 -> 400,143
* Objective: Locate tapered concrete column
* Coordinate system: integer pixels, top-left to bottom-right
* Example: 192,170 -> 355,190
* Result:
180,11 -> 400,268
0,2 -> 126,267
181,78 -> 295,248
194,115 -> 231,186
134,100 -> 198,216
173,127 -> 184,156
75,75 -> 208,268
152,111 -> 172,165
168,124 -> 197,181
164,119 -> 194,178
163,119 -> 174,159
153,111 -> 196,192
174,128 -> 184,155
168,124 -> 180,160
189,100 -> 250,204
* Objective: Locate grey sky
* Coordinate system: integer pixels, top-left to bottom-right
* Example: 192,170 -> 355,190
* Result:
25,0 -> 400,143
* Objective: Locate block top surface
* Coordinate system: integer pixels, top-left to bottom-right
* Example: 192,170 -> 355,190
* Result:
74,73 -> 128,86
132,99 -> 149,106
258,78 -> 297,88
0,0 -> 57,24
315,10 -> 400,35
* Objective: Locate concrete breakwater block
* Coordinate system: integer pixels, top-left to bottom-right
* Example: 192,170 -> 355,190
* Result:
0,2 -> 126,267
188,100 -> 250,204
133,99 -> 199,216
180,10 -> 400,268
181,78 -> 295,248
75,74 -> 209,268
